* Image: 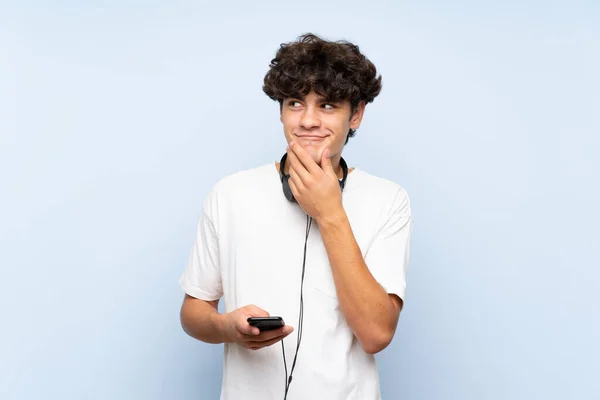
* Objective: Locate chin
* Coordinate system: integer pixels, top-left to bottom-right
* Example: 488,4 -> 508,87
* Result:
301,144 -> 325,164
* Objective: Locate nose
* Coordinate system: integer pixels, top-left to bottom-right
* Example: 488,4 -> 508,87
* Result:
299,105 -> 321,130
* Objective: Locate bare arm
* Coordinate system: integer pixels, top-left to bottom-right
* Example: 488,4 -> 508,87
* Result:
180,294 -> 228,344
281,142 -> 408,354
180,294 -> 295,349
317,211 -> 402,355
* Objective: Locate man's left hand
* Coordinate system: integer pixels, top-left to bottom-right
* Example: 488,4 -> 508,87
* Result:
286,141 -> 343,221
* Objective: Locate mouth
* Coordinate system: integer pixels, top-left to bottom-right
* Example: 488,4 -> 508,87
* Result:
295,134 -> 327,140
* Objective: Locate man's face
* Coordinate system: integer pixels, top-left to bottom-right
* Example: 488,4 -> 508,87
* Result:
280,90 -> 365,167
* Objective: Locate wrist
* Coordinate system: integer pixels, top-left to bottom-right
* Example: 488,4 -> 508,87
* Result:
212,312 -> 232,343
316,206 -> 348,230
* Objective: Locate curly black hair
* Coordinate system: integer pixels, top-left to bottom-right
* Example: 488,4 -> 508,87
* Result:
263,33 -> 382,143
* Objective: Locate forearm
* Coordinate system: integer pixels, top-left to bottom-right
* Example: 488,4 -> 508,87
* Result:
180,295 -> 229,344
317,210 -> 399,354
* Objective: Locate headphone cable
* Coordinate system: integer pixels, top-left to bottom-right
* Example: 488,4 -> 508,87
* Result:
282,214 -> 312,399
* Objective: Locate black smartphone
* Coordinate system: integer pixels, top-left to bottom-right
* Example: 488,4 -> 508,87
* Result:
247,316 -> 285,332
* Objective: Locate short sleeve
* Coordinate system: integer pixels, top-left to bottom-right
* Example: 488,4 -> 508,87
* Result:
364,188 -> 413,301
179,196 -> 223,301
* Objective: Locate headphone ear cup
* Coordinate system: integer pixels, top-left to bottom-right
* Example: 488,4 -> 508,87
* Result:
280,153 -> 297,203
282,175 -> 297,203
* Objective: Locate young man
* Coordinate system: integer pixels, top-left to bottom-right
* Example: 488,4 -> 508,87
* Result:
179,33 -> 413,399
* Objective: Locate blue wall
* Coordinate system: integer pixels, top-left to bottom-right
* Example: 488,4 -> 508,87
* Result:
1,1 -> 598,399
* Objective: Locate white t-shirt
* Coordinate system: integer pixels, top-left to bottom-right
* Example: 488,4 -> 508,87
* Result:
180,162 -> 413,400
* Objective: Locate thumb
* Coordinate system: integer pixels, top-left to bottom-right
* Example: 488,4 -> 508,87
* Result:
321,148 -> 336,177
239,305 -> 269,336
246,305 -> 270,318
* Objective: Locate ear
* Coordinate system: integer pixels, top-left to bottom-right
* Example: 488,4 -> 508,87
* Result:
350,101 -> 366,130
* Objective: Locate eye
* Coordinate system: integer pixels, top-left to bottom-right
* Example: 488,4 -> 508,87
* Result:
288,100 -> 302,107
322,103 -> 335,109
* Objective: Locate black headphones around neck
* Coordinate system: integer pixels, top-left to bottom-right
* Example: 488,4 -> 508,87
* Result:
279,152 -> 349,203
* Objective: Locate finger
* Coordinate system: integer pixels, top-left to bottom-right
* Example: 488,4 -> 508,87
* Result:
239,325 -> 288,342
245,304 -> 270,317
247,336 -> 284,350
286,146 -> 311,183
247,330 -> 294,350
246,326 -> 293,343
289,142 -> 320,174
320,148 -> 337,178
288,166 -> 305,192
239,307 -> 270,336
238,323 -> 260,336
287,175 -> 300,199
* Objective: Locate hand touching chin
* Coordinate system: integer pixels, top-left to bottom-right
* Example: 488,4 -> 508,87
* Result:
298,142 -> 328,166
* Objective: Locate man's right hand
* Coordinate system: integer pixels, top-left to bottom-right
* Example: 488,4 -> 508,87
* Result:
222,304 -> 294,350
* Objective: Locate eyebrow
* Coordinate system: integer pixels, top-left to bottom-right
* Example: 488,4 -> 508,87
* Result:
289,95 -> 334,103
